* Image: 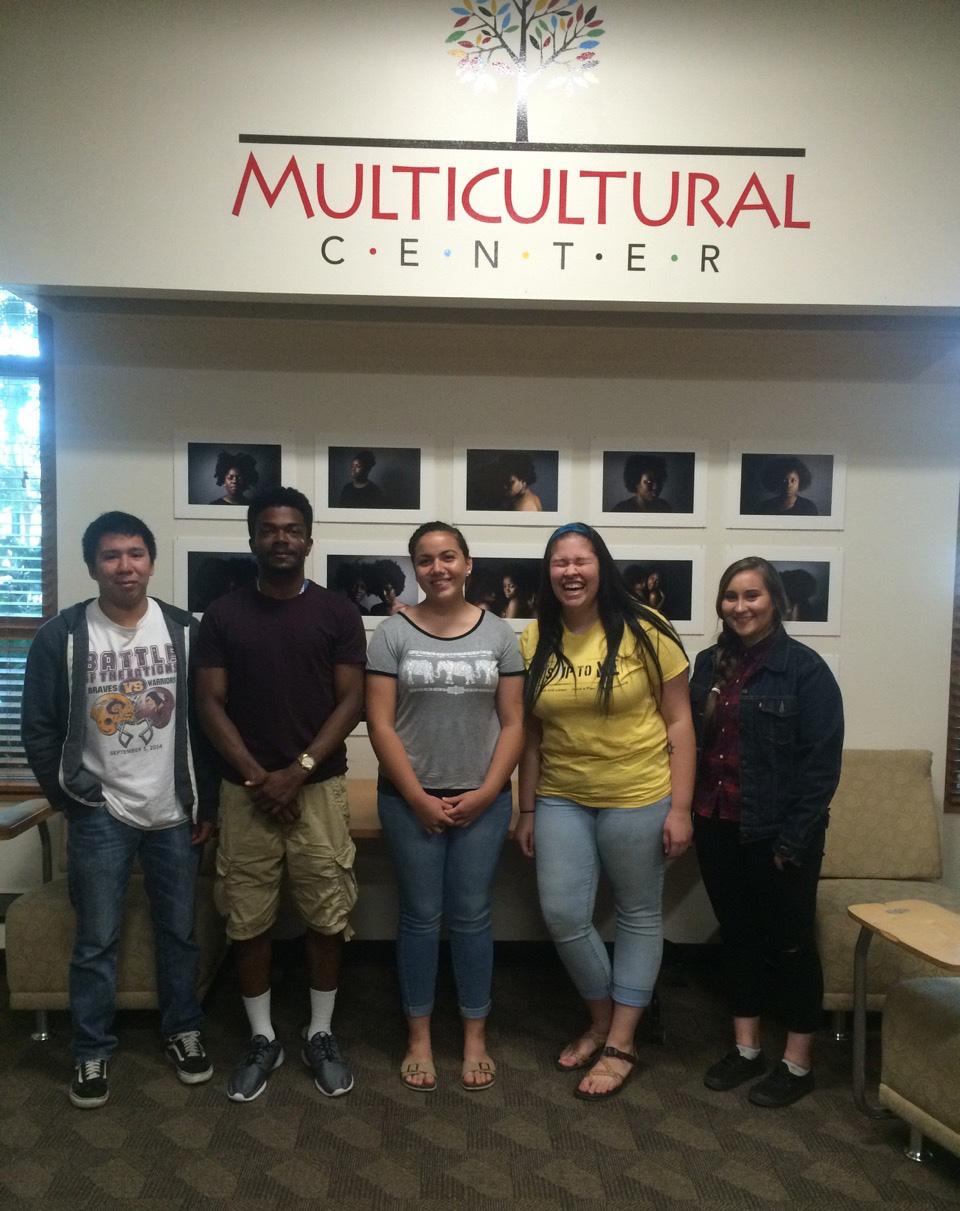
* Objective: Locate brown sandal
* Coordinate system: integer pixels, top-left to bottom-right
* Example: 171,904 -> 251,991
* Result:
573,1046 -> 638,1101
461,1057 -> 496,1090
555,1028 -> 608,1072
400,1058 -> 437,1092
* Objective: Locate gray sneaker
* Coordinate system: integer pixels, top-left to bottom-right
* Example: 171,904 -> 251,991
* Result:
227,1035 -> 284,1103
301,1029 -> 354,1097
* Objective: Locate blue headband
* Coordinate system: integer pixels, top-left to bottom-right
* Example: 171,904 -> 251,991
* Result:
549,522 -> 593,542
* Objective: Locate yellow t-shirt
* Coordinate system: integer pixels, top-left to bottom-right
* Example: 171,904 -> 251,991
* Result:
519,616 -> 688,808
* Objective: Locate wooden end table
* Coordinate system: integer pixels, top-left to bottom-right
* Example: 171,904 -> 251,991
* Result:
847,899 -> 960,1118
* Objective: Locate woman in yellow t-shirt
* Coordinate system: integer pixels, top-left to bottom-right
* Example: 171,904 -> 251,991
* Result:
517,523 -> 695,1100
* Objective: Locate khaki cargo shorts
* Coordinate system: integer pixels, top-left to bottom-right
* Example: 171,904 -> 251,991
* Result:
215,775 -> 358,941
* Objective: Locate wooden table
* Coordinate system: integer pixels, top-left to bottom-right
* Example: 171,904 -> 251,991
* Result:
0,797 -> 55,881
847,899 -> 960,1116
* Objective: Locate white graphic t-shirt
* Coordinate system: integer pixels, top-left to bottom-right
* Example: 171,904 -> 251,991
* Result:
84,599 -> 185,829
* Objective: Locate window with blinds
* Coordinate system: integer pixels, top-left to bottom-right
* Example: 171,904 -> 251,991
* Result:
0,288 -> 55,784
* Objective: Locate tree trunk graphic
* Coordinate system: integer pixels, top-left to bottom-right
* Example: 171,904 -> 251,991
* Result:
445,0 -> 605,145
515,90 -> 528,142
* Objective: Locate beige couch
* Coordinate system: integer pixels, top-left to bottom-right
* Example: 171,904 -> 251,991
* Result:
818,750 -> 960,1016
5,807 -> 226,1020
880,977 -> 960,1160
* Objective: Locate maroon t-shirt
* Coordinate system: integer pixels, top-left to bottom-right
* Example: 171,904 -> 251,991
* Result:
194,582 -> 366,784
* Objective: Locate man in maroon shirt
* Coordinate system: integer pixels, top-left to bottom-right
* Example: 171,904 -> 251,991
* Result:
196,487 -> 365,1103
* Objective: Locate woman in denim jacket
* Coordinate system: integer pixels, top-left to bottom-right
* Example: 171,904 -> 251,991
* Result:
689,557 -> 843,1108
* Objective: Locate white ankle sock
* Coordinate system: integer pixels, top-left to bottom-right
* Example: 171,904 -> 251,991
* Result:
736,1044 -> 761,1060
242,991 -> 275,1041
309,988 -> 337,1037
783,1059 -> 810,1077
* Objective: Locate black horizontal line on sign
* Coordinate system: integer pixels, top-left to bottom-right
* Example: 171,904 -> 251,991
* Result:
238,134 -> 805,158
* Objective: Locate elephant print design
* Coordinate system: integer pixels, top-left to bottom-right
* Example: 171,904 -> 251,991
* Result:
401,650 -> 500,693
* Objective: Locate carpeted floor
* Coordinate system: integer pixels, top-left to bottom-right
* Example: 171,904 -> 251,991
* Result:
2,942 -> 959,1209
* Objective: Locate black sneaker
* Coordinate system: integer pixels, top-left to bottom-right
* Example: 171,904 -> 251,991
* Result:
704,1049 -> 767,1090
748,1061 -> 815,1108
227,1035 -> 284,1103
301,1029 -> 354,1097
165,1031 -> 214,1085
70,1059 -> 109,1109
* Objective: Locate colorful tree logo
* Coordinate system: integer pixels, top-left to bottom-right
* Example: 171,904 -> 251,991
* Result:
445,0 -> 606,143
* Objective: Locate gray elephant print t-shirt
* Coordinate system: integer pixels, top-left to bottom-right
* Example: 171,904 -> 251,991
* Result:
366,609 -> 524,790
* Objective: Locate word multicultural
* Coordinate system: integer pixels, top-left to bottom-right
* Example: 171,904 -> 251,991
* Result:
232,154 -> 811,231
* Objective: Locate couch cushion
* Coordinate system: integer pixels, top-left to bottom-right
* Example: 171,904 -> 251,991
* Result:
821,750 -> 941,880
6,874 -> 226,1012
817,878 -> 960,1010
881,978 -> 960,1140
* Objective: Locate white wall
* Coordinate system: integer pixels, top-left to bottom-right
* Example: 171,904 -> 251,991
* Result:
3,305 -> 957,941
2,1 -> 959,307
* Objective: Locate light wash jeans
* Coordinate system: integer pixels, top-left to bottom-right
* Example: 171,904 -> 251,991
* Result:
534,793 -> 671,1008
378,788 -> 512,1019
66,805 -> 203,1060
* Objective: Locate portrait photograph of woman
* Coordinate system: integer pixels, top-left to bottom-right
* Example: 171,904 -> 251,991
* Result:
325,546 -> 419,627
592,444 -> 706,528
730,449 -> 844,530
466,550 -> 542,627
176,436 -> 286,519
454,446 -> 569,526
610,546 -> 705,634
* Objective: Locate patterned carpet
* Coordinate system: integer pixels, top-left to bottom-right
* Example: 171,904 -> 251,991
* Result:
2,943 -> 959,1209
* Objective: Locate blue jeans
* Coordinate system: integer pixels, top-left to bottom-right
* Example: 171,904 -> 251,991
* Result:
534,794 -> 671,1008
66,805 -> 203,1060
378,789 -> 512,1019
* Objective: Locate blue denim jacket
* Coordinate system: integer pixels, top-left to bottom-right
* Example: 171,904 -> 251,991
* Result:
689,627 -> 844,863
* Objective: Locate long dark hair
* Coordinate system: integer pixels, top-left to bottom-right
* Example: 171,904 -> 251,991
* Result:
702,556 -> 788,727
524,523 -> 684,714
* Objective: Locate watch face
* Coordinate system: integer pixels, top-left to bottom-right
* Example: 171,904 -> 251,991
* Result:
299,753 -> 316,770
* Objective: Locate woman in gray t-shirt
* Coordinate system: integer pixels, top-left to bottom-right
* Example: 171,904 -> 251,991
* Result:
366,522 -> 525,1093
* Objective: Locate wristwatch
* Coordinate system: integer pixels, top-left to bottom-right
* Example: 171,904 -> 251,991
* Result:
296,752 -> 316,773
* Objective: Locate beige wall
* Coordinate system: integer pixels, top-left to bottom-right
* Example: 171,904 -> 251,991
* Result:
2,305 -> 958,941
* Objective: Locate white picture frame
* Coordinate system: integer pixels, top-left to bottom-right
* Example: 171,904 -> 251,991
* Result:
174,536 -> 276,616
726,446 -> 846,530
725,546 -> 844,636
316,437 -> 438,524
466,543 -> 544,633
590,441 -> 708,528
453,443 -> 571,526
608,544 -> 706,635
174,431 -> 294,521
320,539 -> 423,631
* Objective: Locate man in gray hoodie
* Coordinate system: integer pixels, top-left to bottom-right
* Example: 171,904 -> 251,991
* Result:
21,511 -> 219,1109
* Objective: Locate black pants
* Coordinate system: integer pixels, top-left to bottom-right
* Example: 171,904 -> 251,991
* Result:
693,813 -> 825,1034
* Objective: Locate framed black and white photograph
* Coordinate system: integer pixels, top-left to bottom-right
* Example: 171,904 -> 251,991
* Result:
453,444 -> 570,526
609,545 -> 706,635
174,538 -> 263,616
466,544 -> 543,633
175,432 -> 291,520
728,447 -> 845,530
591,443 -> 707,528
321,540 -> 421,631
316,439 -> 437,524
725,546 -> 843,635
